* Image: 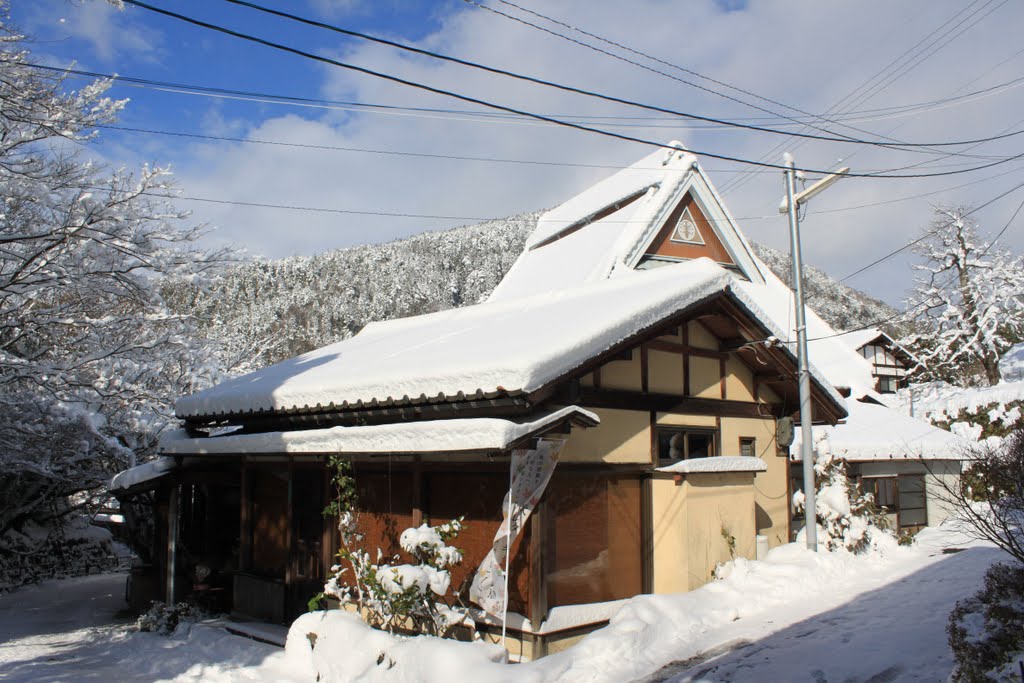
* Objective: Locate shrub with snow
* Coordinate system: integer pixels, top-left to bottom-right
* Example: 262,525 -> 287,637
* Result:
794,435 -> 899,553
948,562 -> 1024,683
317,516 -> 472,639
136,600 -> 206,636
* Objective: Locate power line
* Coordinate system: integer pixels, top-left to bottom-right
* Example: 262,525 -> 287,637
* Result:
115,0 -> 1024,179
464,0 -> 944,151
839,177 -> 1024,283
213,0 -> 1024,152
22,59 -> 1024,129
720,0 -> 1005,195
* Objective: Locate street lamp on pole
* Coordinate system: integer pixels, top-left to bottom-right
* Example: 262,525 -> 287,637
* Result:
779,154 -> 848,551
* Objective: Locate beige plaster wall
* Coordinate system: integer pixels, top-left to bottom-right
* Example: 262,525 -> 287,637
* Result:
682,472 -> 757,590
720,416 -> 788,546
559,408 -> 650,464
648,349 -> 684,395
600,354 -> 642,392
650,470 -> 759,594
687,321 -> 719,350
724,357 -> 755,402
689,356 -> 721,399
650,476 -> 688,593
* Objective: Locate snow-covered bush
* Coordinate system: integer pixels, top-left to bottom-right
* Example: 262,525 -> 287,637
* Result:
136,600 -> 206,635
318,517 -> 471,638
312,455 -> 472,638
948,562 -> 1024,683
794,436 -> 899,553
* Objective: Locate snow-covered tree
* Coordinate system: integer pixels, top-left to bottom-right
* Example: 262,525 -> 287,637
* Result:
0,11 -> 228,539
904,206 -> 1024,386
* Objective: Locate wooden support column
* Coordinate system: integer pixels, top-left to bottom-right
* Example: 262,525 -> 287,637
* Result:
682,324 -> 691,396
720,357 -> 728,400
641,476 -> 653,594
166,483 -> 180,605
412,456 -> 423,527
285,458 -> 294,588
239,459 -> 251,572
640,344 -> 649,393
529,498 -> 547,658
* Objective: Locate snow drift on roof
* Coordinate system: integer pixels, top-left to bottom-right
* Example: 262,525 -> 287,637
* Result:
793,397 -> 972,461
838,327 -> 885,351
177,257 -> 844,420
109,457 -> 176,493
162,406 -> 598,455
177,259 -> 723,418
656,456 -> 768,474
523,143 -> 695,251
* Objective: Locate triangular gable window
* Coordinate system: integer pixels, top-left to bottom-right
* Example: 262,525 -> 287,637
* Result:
669,206 -> 704,246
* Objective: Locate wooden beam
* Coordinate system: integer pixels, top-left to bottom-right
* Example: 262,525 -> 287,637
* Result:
580,388 -> 782,418
239,461 -> 251,572
640,344 -> 649,393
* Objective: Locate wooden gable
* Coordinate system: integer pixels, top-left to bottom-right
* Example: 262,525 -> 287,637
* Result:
644,192 -> 735,266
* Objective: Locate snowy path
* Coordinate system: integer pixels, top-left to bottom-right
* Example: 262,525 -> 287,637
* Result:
0,573 -> 288,683
645,544 -> 1005,683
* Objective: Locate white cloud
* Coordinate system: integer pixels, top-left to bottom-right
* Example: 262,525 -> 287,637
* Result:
25,0 -> 164,65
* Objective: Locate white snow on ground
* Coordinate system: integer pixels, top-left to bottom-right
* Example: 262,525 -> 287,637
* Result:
0,523 -> 1010,683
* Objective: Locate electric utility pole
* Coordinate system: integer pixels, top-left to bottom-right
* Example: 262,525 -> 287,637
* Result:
779,154 -> 848,551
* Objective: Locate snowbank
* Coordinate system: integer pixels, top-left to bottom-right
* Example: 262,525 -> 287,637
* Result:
283,611 -> 508,683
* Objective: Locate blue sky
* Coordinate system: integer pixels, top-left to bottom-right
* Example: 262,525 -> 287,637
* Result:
11,0 -> 1024,306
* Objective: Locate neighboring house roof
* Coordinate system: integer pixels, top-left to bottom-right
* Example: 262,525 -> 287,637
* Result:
175,258 -> 845,422
839,327 -> 888,352
793,396 -> 973,461
838,327 -> 919,368
162,406 -> 598,456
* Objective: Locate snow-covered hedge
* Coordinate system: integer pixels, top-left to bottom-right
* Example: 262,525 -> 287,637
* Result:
948,562 -> 1024,682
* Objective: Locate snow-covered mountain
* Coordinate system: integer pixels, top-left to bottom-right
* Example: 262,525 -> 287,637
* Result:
169,212 -> 899,370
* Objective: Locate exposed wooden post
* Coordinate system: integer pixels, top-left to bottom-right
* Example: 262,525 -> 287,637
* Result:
166,483 -> 180,605
239,459 -> 251,572
641,476 -> 653,594
412,456 -> 423,527
285,459 -> 294,588
529,498 -> 547,631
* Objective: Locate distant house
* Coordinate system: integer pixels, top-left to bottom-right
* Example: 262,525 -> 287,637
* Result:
111,141 -> 966,659
840,328 -> 917,393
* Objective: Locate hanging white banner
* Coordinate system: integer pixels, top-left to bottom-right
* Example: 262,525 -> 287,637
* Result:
470,437 -> 564,617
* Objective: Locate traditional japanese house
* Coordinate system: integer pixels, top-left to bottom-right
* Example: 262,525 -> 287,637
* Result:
116,140 -> 966,659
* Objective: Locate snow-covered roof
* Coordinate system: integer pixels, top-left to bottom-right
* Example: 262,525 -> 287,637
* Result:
109,456 -> 177,494
793,397 -> 973,461
161,406 -> 598,456
487,141 -> 876,400
734,262 -> 879,398
523,143 -> 695,251
177,258 -> 844,421
488,144 -> 765,303
838,328 -> 887,351
656,455 -> 768,474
